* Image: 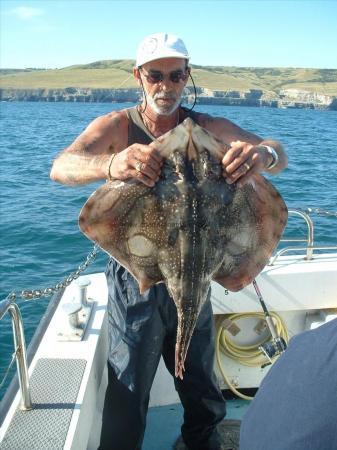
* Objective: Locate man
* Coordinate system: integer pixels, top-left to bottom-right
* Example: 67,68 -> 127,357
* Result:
240,318 -> 337,450
51,33 -> 287,450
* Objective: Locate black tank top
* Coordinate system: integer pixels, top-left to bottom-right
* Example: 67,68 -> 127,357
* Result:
125,106 -> 198,146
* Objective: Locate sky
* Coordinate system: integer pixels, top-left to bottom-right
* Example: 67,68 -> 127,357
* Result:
1,0 -> 337,69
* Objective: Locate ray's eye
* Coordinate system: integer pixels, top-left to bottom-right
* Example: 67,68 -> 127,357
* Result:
173,151 -> 185,177
200,150 -> 222,179
168,228 -> 179,246
200,151 -> 209,177
160,159 -> 180,183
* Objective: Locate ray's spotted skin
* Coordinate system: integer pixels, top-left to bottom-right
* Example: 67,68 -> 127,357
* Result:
79,118 -> 288,379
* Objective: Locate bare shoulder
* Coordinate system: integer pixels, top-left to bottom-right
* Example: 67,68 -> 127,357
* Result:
194,111 -> 262,145
67,108 -> 129,155
85,109 -> 128,145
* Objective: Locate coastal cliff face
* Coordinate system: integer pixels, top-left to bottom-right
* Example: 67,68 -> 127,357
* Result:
0,87 -> 142,103
0,86 -> 336,110
189,87 -> 336,109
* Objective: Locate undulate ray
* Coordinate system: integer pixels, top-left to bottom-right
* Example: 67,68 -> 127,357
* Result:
79,118 -> 288,379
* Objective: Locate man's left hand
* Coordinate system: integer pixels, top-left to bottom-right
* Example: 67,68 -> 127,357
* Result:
222,140 -> 271,187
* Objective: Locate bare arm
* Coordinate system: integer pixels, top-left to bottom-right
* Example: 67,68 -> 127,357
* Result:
50,112 -> 126,185
50,110 -> 162,187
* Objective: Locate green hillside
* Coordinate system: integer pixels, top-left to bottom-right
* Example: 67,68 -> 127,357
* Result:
1,60 -> 336,95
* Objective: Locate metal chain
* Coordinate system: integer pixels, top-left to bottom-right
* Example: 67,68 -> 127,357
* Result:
6,244 -> 100,303
0,347 -> 19,390
300,208 -> 337,217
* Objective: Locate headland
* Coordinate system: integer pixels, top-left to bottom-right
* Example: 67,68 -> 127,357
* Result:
1,60 -> 336,110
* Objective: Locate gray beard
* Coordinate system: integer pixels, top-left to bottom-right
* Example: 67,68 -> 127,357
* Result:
146,93 -> 181,116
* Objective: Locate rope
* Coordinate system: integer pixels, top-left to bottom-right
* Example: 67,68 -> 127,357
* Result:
0,348 -> 19,390
215,312 -> 289,401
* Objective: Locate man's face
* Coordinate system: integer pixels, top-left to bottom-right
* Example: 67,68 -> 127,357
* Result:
134,58 -> 189,115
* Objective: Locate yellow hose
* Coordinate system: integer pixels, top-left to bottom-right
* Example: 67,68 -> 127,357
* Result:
215,312 -> 289,400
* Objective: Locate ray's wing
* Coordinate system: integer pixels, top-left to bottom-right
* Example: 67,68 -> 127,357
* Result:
177,119 -> 288,291
79,117 -> 288,381
79,118 -> 287,295
79,180 -> 167,293
213,175 -> 288,291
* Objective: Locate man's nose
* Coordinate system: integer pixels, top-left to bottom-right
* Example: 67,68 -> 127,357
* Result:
159,79 -> 174,91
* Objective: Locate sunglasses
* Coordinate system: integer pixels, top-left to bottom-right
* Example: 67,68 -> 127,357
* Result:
139,68 -> 189,84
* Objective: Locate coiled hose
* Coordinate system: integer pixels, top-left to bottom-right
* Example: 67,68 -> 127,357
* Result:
215,312 -> 289,400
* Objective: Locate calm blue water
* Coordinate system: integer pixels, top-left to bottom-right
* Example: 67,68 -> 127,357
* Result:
1,102 -> 336,399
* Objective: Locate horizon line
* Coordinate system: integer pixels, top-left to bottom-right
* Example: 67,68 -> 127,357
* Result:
1,60 -> 337,71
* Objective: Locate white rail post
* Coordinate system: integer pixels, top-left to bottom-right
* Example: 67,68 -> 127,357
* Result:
0,298 -> 33,410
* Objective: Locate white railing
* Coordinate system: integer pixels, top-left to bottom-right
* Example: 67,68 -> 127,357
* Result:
270,208 -> 337,265
0,297 -> 32,410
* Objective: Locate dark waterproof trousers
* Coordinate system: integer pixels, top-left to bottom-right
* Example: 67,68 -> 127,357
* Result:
98,259 -> 226,450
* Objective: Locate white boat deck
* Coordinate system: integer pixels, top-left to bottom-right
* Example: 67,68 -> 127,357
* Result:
1,250 -> 337,449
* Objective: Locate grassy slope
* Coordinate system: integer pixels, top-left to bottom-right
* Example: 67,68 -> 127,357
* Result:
1,60 -> 336,95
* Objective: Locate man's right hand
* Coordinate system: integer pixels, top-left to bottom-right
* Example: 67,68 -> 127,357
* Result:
109,143 -> 163,187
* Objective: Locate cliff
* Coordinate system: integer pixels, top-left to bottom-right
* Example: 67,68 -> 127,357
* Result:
1,86 -> 335,110
0,87 -> 142,103
1,61 -> 336,109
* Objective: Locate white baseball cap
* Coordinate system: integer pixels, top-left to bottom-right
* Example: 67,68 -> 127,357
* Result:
136,33 -> 190,67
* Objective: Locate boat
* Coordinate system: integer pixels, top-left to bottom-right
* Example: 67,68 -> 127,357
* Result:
0,208 -> 336,449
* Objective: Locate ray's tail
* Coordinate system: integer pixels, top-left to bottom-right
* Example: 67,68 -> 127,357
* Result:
175,312 -> 198,379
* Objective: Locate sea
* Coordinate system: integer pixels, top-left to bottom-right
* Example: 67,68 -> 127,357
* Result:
0,102 -> 336,400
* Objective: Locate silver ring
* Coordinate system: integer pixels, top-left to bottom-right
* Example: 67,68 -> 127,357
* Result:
243,162 -> 250,172
135,161 -> 143,172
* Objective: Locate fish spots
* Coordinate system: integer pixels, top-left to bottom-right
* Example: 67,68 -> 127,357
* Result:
79,118 -> 288,377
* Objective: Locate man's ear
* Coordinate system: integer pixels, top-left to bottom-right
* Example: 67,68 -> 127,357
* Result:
133,67 -> 141,84
184,66 -> 191,86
